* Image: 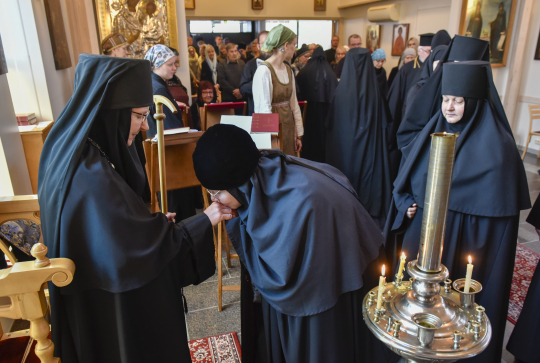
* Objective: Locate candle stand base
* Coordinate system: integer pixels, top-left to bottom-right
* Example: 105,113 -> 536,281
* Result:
362,261 -> 491,363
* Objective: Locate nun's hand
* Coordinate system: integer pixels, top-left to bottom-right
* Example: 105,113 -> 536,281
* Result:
166,213 -> 176,223
406,204 -> 417,219
204,202 -> 238,226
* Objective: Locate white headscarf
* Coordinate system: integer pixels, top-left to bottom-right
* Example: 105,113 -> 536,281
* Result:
399,48 -> 417,70
205,45 -> 218,84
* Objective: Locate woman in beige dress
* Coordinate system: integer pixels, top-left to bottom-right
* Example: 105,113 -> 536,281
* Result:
253,25 -> 303,155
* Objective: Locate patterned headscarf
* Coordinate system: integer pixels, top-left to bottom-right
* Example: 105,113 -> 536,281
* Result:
261,24 -> 296,53
144,44 -> 176,69
371,48 -> 386,61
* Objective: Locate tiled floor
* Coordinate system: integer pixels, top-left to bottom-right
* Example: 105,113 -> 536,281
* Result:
183,152 -> 540,362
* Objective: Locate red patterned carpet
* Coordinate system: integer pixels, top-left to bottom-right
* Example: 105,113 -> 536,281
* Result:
508,243 -> 540,324
189,332 -> 242,363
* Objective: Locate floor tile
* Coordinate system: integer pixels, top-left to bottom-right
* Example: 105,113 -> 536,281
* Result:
186,301 -> 241,341
518,225 -> 539,243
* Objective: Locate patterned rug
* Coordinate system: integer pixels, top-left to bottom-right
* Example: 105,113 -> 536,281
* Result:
508,243 -> 540,324
189,332 -> 242,363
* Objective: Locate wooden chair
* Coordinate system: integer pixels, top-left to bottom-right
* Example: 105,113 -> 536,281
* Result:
202,102 -> 247,131
0,196 -> 75,363
521,104 -> 540,159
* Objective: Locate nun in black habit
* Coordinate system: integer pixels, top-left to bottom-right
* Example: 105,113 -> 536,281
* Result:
193,124 -> 396,363
37,54 -> 234,363
325,47 -> 393,229
396,36 -> 490,151
506,195 -> 540,363
384,61 -> 530,363
387,33 -> 434,131
296,46 -> 338,163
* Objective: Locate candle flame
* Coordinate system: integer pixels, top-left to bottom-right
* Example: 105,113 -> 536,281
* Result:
401,252 -> 406,258
382,264 -> 385,276
468,255 -> 472,264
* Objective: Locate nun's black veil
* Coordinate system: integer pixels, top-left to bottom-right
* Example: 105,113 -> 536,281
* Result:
397,36 -> 490,150
325,47 -> 392,227
38,54 -> 155,292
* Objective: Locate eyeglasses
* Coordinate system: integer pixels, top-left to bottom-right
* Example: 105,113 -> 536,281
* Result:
207,189 -> 221,198
202,91 -> 214,95
132,111 -> 149,123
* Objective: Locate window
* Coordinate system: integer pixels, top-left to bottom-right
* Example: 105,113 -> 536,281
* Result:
190,21 -> 252,34
264,20 -> 333,50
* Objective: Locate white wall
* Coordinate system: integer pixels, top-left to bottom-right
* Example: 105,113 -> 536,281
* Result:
0,75 -> 33,196
510,0 -> 540,151
340,0 -> 452,70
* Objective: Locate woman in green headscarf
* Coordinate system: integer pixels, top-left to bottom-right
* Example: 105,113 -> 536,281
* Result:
253,24 -> 303,155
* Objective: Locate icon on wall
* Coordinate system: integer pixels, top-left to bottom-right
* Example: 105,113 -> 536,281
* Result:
314,0 -> 326,12
459,0 -> 518,67
391,24 -> 409,56
366,25 -> 380,54
252,0 -> 263,10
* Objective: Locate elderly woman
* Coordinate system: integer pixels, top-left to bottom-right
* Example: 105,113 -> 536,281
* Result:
144,44 -> 184,137
253,25 -> 303,155
290,44 -> 310,77
388,48 -> 416,86
193,124 -> 390,363
190,80 -> 217,130
372,48 -> 388,96
200,44 -> 218,85
38,54 -> 232,363
385,61 -> 530,363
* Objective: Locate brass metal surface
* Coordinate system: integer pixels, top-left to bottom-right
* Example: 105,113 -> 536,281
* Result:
417,133 -> 459,273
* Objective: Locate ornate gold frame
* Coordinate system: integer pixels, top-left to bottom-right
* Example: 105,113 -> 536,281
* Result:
92,0 -> 179,58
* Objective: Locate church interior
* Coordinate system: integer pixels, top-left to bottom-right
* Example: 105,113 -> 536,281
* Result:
1,0 -> 540,362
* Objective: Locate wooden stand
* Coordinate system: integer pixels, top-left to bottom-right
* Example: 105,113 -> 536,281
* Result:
18,122 -> 54,194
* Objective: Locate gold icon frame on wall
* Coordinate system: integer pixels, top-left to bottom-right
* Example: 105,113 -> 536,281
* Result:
92,0 -> 179,59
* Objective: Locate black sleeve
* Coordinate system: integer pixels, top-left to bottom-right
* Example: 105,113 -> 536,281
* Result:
335,58 -> 345,78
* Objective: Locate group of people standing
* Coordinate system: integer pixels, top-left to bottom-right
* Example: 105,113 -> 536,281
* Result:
34,23 -> 536,363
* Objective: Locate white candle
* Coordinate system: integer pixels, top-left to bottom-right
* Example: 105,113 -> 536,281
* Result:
397,252 -> 407,279
464,256 -> 473,293
377,265 -> 386,310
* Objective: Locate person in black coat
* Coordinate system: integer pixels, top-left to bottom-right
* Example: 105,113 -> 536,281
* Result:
506,194 -> 540,363
325,48 -> 393,230
371,48 -> 388,97
296,47 -> 338,163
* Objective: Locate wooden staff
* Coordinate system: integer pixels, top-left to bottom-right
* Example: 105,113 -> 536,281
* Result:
153,95 -> 177,214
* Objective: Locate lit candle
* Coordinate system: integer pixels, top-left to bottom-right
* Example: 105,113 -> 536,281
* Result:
464,256 -> 473,293
397,252 -> 407,279
377,265 -> 386,310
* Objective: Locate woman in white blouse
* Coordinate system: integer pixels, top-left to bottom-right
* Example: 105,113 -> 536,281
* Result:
253,25 -> 303,155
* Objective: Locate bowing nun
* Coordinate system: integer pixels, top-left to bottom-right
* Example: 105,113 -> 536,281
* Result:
193,124 -> 395,363
38,54 -> 233,363
296,46 -> 338,163
325,47 -> 393,229
384,61 -> 530,363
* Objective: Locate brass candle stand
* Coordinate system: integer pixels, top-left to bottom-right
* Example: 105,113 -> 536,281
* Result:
363,133 -> 492,363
